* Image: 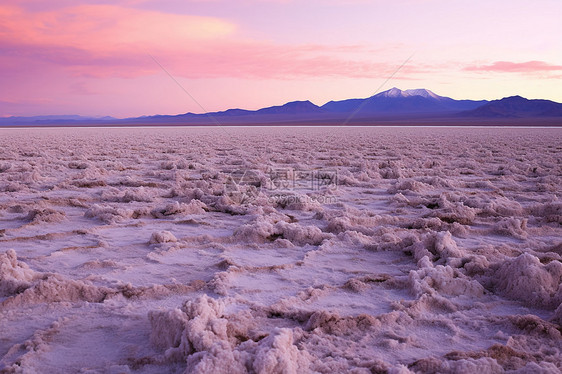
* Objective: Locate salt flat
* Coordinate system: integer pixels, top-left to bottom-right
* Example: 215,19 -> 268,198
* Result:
0,126 -> 561,373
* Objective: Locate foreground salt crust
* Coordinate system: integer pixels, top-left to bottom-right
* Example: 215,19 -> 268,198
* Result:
0,127 -> 560,373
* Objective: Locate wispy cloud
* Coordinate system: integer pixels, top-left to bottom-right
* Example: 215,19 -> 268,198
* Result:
464,61 -> 562,74
0,4 -> 420,80
0,4 -> 235,51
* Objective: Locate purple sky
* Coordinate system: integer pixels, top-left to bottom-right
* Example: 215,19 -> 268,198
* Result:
1,0 -> 561,117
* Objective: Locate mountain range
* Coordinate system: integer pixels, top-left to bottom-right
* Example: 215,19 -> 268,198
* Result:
321,88 -> 487,114
2,88 -> 562,126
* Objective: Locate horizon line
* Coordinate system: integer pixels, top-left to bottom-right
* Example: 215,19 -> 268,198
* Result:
1,88 -> 560,120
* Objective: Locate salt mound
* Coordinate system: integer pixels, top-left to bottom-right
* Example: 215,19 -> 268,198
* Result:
0,162 -> 12,172
0,182 -> 24,192
251,328 -> 310,374
184,341 -> 251,374
528,201 -> 562,224
411,356 -> 503,374
70,178 -> 107,188
148,295 -> 311,373
3,275 -> 113,306
322,206 -> 392,235
206,195 -> 250,216
84,204 -> 134,224
67,161 -> 90,169
378,160 -> 402,179
512,362 -> 561,374
495,253 -> 562,309
304,310 -> 379,334
429,194 -> 476,225
553,304 -> 562,326
234,214 -> 329,246
387,178 -> 433,194
151,200 -> 207,218
408,259 -> 485,298
101,187 -> 154,203
149,231 -> 178,244
481,197 -> 524,217
429,231 -> 463,262
19,170 -> 43,184
0,249 -> 36,296
411,231 -> 464,266
274,221 -> 328,246
181,295 -> 230,353
493,218 -> 528,240
25,208 -> 66,224
271,192 -> 323,212
148,295 -> 228,358
2,248 -> 115,306
79,259 -> 118,269
149,308 -> 189,351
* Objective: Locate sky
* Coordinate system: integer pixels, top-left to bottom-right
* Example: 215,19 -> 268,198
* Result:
1,0 -> 561,118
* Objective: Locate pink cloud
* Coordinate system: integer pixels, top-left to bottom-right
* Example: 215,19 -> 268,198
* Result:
464,61 -> 562,73
0,3 -> 422,80
0,1 -> 434,117
0,4 -> 235,51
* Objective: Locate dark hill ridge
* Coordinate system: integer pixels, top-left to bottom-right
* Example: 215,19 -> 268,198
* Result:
128,100 -> 328,124
256,100 -> 325,115
1,88 -> 562,126
322,88 -> 487,114
460,96 -> 562,118
195,100 -> 325,118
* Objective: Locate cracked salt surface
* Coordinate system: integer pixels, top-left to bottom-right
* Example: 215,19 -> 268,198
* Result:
0,126 -> 561,373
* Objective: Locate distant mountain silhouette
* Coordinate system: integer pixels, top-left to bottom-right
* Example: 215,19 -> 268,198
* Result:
0,115 -> 116,124
129,100 -> 326,124
255,100 -> 325,115
460,96 -> 562,118
184,100 -> 324,118
2,88 -> 561,126
322,88 -> 487,114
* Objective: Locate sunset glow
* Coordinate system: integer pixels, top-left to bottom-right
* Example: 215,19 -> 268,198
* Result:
1,0 -> 561,117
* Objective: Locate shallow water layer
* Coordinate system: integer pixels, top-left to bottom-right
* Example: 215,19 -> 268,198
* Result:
0,126 -> 561,373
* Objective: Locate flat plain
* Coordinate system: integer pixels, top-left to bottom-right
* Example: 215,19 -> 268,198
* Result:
0,126 -> 561,373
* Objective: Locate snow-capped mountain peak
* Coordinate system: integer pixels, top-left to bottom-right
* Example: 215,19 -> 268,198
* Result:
383,87 -> 405,98
403,88 -> 441,99
375,88 -> 441,100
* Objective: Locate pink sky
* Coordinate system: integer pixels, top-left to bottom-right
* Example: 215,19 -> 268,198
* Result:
1,0 -> 561,117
